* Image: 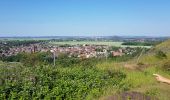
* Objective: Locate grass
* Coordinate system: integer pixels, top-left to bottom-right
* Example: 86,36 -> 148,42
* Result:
97,61 -> 170,100
49,41 -> 123,46
1,55 -> 170,99
1,39 -> 170,99
129,67 -> 170,100
155,39 -> 170,51
95,50 -> 170,100
125,48 -> 170,100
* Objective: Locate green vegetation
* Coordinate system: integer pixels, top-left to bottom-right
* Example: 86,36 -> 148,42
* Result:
0,40 -> 45,47
155,50 -> 167,59
1,52 -> 52,66
161,60 -> 170,72
49,41 -> 152,48
122,41 -> 159,46
0,40 -> 46,52
0,61 -> 126,99
154,39 -> 170,51
1,39 -> 170,99
49,41 -> 123,46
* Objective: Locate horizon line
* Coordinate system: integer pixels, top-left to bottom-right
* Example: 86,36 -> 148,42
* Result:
0,35 -> 170,38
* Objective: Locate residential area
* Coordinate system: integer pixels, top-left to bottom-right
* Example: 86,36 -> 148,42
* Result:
0,40 -> 141,59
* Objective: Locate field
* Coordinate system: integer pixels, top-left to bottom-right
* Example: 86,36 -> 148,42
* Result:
0,37 -> 152,48
49,41 -> 152,48
49,41 -> 123,46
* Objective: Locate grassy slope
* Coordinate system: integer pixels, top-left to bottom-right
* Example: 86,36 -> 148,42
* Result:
153,39 -> 170,52
98,39 -> 170,100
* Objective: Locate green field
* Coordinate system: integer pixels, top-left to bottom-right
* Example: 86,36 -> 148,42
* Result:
49,41 -> 152,48
49,41 -> 123,46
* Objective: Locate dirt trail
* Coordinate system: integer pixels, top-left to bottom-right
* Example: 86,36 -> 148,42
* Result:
124,64 -> 137,70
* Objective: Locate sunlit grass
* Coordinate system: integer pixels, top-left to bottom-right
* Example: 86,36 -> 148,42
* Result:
50,41 -> 123,46
96,55 -> 170,100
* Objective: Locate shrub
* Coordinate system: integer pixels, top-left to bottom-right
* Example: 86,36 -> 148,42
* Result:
145,88 -> 160,97
162,60 -> 170,72
0,65 -> 126,99
56,53 -> 80,67
155,50 -> 167,59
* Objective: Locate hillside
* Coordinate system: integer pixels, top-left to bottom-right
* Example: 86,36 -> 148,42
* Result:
153,39 -> 170,52
1,40 -> 170,100
125,39 -> 170,100
136,39 -> 170,66
98,39 -> 170,100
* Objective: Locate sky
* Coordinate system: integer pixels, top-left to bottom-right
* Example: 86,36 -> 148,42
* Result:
0,0 -> 170,37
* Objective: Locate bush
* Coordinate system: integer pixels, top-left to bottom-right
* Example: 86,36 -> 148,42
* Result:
1,52 -> 52,67
162,60 -> 170,72
145,88 -> 160,97
0,65 -> 126,99
56,53 -> 80,67
155,50 -> 167,59
137,62 -> 144,66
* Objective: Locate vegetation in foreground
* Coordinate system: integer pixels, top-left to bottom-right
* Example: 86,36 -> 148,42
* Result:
0,62 -> 126,99
1,40 -> 170,99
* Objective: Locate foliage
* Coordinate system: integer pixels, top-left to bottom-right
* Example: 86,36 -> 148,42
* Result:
0,40 -> 46,52
79,58 -> 99,68
0,64 -> 126,99
137,62 -> 144,66
161,60 -> 170,72
122,41 -> 158,46
56,53 -> 80,67
1,39 -> 170,99
108,47 -> 147,62
145,88 -> 160,97
1,52 -> 101,68
1,52 -> 52,66
155,50 -> 167,59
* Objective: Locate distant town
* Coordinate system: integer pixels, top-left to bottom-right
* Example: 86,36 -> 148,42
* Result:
0,36 -> 165,59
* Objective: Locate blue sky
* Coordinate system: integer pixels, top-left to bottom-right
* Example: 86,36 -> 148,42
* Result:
0,0 -> 170,36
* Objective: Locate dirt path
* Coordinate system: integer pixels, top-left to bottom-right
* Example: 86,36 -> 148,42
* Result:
124,64 -> 137,70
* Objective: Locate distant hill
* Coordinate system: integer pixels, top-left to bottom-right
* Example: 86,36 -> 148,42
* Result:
152,39 -> 170,53
138,39 -> 170,65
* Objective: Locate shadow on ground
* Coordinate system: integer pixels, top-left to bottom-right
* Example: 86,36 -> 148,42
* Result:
106,91 -> 158,100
